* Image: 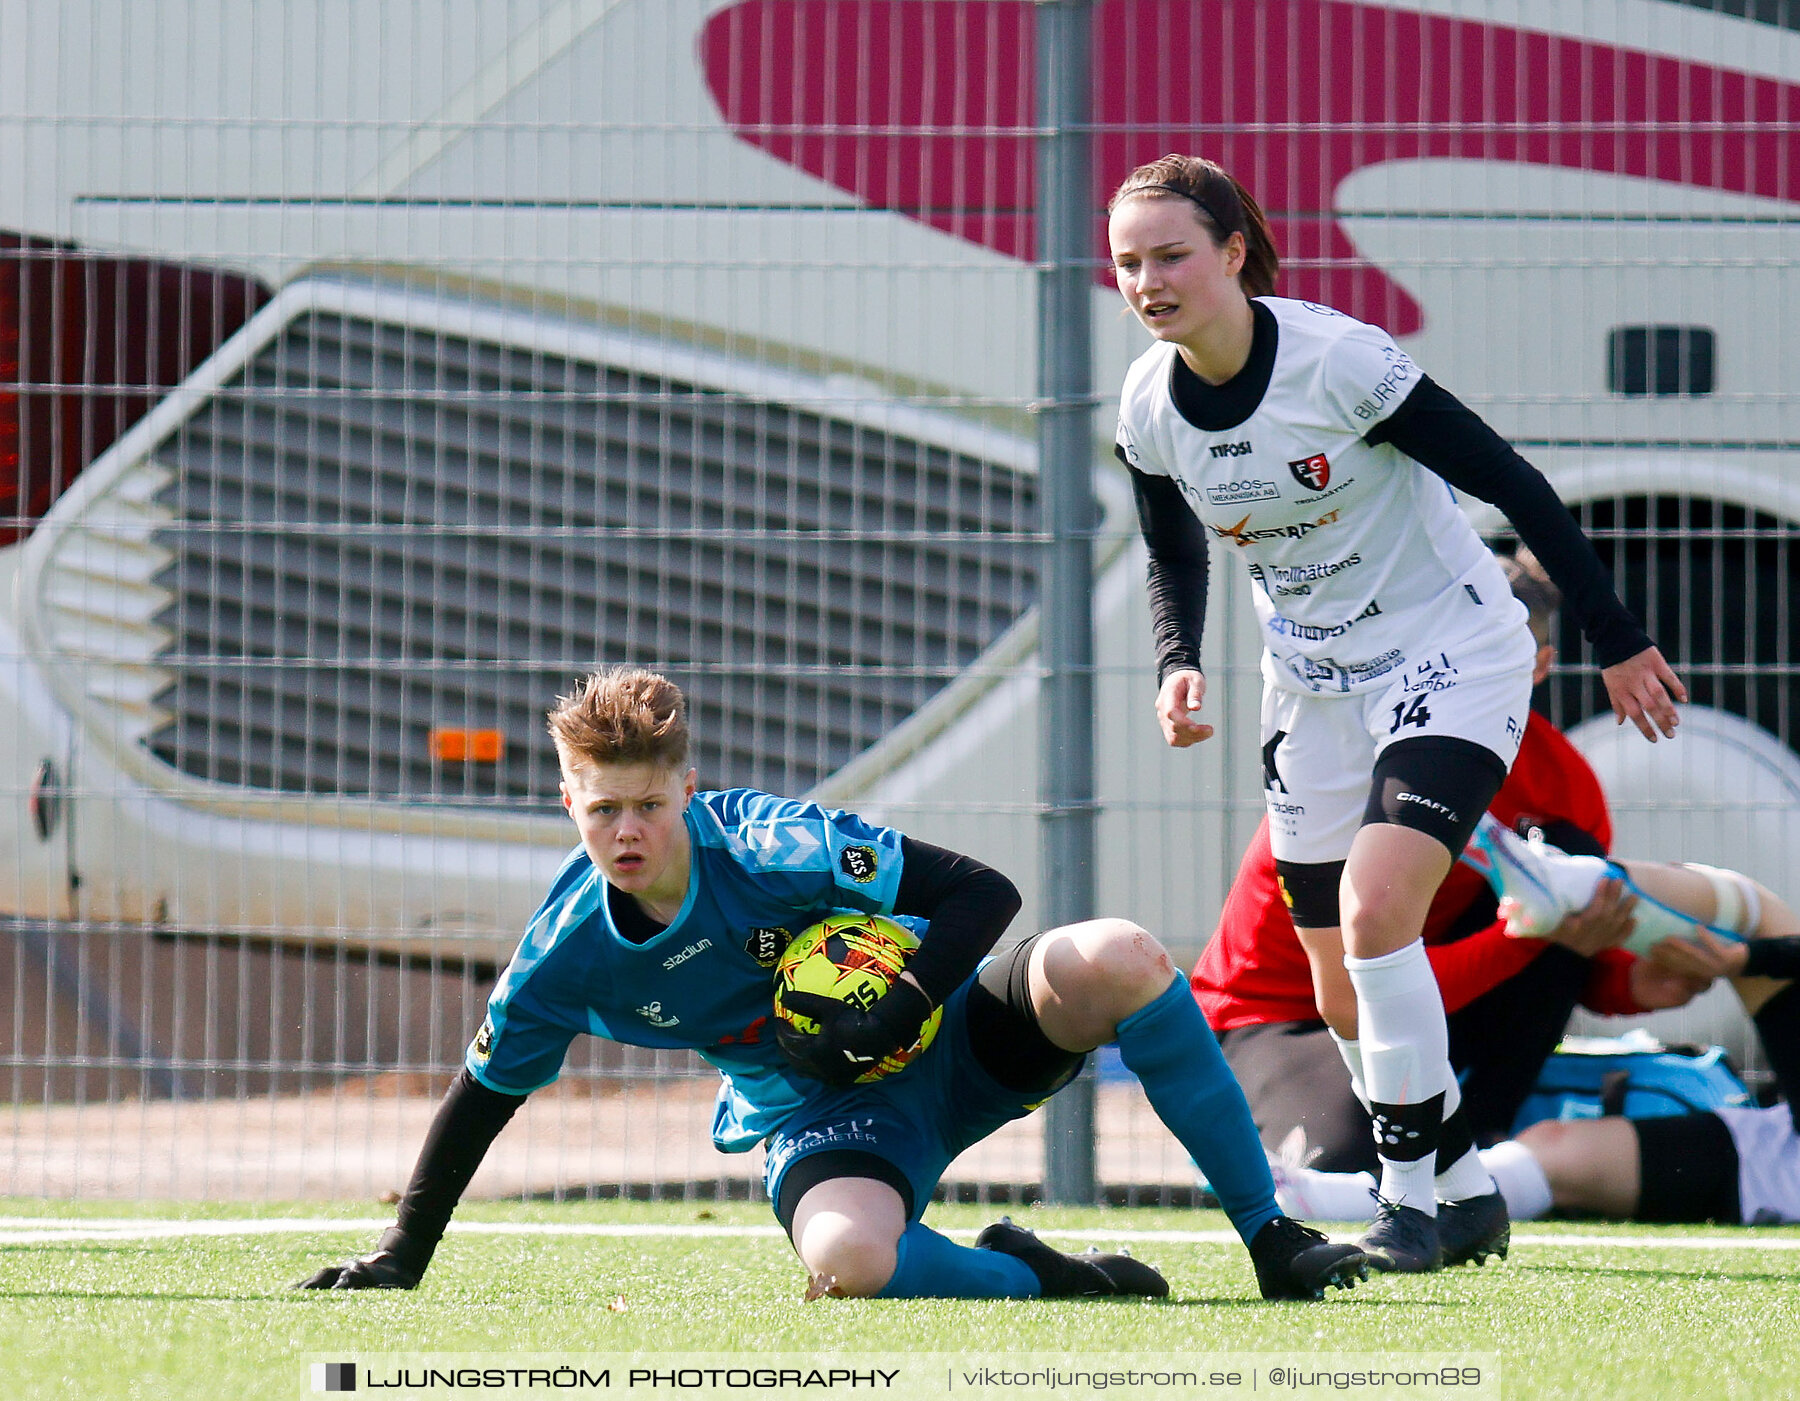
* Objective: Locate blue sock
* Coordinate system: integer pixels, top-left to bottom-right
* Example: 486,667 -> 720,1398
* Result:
1115,973 -> 1281,1244
874,1221 -> 1039,1298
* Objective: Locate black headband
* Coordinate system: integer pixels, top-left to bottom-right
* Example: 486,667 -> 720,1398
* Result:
1142,181 -> 1236,234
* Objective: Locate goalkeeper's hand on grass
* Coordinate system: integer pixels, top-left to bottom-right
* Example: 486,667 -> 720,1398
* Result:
776,979 -> 933,1088
294,1226 -> 432,1290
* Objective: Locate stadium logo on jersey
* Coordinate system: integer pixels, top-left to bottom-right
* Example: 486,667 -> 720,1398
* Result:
1207,478 -> 1278,505
471,1019 -> 495,1063
662,938 -> 713,970
1288,454 -> 1331,491
839,845 -> 880,883
743,925 -> 793,967
1210,508 -> 1341,548
636,1000 -> 681,1028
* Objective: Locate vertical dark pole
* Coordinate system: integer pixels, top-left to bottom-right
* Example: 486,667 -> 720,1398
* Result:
1035,0 -> 1097,1205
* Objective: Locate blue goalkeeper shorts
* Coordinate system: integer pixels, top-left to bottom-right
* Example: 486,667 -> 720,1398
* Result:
762,973 -> 1081,1222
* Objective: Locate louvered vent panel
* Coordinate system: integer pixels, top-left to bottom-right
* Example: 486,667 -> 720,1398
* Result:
142,307 -> 1037,808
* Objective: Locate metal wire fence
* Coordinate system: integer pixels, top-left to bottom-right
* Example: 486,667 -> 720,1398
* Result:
1,0 -> 1798,1204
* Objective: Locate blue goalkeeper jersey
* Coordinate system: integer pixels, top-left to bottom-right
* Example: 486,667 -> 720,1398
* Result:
465,788 -> 910,1150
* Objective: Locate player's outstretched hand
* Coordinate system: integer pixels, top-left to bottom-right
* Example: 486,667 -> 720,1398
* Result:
1600,645 -> 1686,742
294,1227 -> 430,1290
1155,669 -> 1213,748
777,980 -> 933,1088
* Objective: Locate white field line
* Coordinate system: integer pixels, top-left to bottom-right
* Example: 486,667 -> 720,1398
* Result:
0,1217 -> 1796,1250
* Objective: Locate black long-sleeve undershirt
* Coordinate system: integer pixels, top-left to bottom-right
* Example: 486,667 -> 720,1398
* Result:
1369,377 -> 1651,667
389,1066 -> 525,1256
387,835 -> 1019,1254
889,836 -> 1022,1005
1129,465 -> 1211,685
1127,368 -> 1653,678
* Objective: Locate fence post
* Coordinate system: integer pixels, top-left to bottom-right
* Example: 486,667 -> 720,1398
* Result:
1035,0 -> 1098,1206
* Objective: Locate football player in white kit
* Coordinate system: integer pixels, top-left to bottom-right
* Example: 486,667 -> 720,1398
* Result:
1107,153 -> 1684,1272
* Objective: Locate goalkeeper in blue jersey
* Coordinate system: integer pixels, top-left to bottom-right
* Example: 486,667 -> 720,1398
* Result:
297,666 -> 1365,1302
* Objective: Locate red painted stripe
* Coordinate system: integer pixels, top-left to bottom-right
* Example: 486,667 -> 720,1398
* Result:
702,1 -> 1800,333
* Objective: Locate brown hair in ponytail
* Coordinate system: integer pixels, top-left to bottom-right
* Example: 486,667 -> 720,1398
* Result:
1107,154 -> 1280,298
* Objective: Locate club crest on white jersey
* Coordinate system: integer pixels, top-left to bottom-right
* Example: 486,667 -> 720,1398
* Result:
1117,297 -> 1523,693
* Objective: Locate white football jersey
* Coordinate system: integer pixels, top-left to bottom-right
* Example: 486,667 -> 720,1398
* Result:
1116,297 -> 1527,695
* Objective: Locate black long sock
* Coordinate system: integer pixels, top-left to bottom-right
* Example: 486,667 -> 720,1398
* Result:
1751,983 -> 1800,1132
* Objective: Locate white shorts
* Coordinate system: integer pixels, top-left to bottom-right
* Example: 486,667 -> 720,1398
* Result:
1715,1104 -> 1800,1225
1260,629 -> 1536,865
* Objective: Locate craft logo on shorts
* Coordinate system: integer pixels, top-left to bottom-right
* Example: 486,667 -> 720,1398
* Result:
743,925 -> 793,967
471,1019 -> 494,1063
1288,453 -> 1331,491
839,845 -> 880,883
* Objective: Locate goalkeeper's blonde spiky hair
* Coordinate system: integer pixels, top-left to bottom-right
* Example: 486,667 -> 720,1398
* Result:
547,666 -> 690,774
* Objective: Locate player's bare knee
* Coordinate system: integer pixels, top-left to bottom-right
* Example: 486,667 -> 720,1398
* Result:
797,1227 -> 898,1298
790,1179 -> 906,1298
1044,917 -> 1173,1003
1340,881 -> 1419,953
1515,1121 -> 1580,1187
1030,919 -> 1176,1049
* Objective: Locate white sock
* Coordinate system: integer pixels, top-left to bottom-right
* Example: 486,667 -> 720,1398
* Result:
1432,1075 -> 1497,1202
1479,1140 -> 1553,1220
1270,1155 -> 1380,1222
1346,940 -> 1448,1216
1329,1030 -> 1369,1107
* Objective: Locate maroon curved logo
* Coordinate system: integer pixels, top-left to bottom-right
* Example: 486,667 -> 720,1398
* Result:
701,1 -> 1800,334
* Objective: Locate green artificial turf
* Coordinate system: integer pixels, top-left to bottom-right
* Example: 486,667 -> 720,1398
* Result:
0,1199 -> 1794,1399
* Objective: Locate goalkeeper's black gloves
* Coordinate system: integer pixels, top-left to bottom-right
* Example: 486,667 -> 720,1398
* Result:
294,1226 -> 434,1290
776,979 -> 934,1088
